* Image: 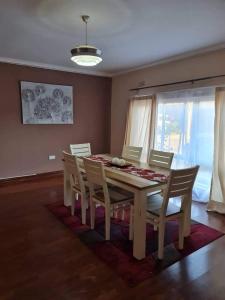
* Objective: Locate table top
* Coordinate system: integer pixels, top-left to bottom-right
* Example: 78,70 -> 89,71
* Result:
78,154 -> 169,191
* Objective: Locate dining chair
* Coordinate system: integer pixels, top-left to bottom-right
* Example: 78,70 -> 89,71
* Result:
149,149 -> 174,169
148,149 -> 174,203
129,165 -> 199,259
122,145 -> 143,162
63,151 -> 88,224
118,145 -> 143,220
70,143 -> 91,157
83,158 -> 134,240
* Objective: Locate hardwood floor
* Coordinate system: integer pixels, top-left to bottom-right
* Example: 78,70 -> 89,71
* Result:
0,176 -> 225,300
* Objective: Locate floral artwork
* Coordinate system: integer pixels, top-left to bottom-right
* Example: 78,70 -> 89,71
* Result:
20,81 -> 73,124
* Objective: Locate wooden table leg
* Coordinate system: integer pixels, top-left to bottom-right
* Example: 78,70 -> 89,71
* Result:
133,190 -> 146,260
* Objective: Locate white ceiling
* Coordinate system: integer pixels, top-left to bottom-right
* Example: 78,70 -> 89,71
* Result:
1,0 -> 225,76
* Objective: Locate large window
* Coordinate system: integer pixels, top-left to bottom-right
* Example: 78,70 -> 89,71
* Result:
155,87 -> 215,202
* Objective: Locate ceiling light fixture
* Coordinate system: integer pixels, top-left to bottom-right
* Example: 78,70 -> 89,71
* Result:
70,15 -> 102,67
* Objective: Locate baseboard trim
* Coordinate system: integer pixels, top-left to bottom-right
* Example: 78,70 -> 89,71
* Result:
0,170 -> 63,186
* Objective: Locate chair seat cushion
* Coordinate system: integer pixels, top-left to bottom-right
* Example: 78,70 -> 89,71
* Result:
146,193 -> 181,217
72,184 -> 89,193
72,182 -> 102,194
94,185 -> 133,204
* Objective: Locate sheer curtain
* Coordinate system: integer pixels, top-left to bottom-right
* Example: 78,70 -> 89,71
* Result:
207,88 -> 225,213
124,95 -> 156,162
154,87 -> 215,202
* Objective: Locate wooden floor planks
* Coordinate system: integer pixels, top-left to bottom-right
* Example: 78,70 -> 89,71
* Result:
0,175 -> 225,300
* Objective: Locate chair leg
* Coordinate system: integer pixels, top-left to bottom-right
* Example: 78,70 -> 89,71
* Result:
86,197 -> 89,209
121,205 -> 125,221
81,194 -> 86,225
71,198 -> 75,216
183,193 -> 192,237
110,206 -> 114,217
178,215 -> 184,249
71,192 -> 76,216
153,220 -> 158,231
105,206 -> 111,240
114,205 -> 118,219
129,206 -> 134,240
90,198 -> 95,229
158,221 -> 166,260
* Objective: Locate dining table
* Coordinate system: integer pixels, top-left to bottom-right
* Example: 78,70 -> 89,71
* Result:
63,154 -> 192,260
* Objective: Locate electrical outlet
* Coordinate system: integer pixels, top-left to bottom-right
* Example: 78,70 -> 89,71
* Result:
48,155 -> 56,160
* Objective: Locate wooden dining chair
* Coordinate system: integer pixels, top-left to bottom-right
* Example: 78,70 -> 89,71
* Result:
118,145 -> 142,220
70,143 -> 91,157
63,151 -> 88,224
83,158 -> 134,240
149,149 -> 174,169
129,165 -> 199,259
148,149 -> 174,202
122,145 -> 143,162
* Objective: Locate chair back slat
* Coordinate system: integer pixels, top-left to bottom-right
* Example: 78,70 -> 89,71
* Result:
161,165 -> 199,215
122,146 -> 143,162
168,167 -> 199,197
63,151 -> 85,191
83,158 -> 109,204
70,143 -> 91,157
83,158 -> 105,185
149,149 -> 174,169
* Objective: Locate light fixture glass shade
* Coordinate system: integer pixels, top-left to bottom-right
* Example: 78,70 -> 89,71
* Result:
71,45 -> 102,66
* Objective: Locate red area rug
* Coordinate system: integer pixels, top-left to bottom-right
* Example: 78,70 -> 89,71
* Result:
47,200 -> 223,286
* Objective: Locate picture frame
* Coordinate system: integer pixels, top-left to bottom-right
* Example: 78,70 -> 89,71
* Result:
20,81 -> 73,124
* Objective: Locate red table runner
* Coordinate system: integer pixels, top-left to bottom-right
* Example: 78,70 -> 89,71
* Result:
88,156 -> 168,183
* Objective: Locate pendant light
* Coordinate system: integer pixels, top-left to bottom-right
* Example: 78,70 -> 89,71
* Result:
71,15 -> 102,67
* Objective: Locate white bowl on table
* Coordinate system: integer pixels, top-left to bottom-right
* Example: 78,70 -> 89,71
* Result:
111,157 -> 127,167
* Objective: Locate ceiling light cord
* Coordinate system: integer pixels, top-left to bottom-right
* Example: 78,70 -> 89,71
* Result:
85,20 -> 87,45
81,15 -> 89,45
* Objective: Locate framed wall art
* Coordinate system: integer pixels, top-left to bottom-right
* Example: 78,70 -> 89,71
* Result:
20,81 -> 73,124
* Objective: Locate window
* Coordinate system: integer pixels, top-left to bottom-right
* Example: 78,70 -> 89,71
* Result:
155,87 -> 215,202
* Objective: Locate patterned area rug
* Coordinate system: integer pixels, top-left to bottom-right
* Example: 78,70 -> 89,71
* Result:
47,200 -> 223,286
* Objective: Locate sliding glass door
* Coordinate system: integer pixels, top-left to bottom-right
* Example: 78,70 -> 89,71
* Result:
154,87 -> 215,202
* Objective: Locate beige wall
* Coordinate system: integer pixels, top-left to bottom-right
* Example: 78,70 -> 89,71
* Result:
111,49 -> 225,155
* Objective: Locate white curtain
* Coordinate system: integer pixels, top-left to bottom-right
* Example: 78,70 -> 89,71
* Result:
155,87 -> 215,202
207,88 -> 225,213
124,95 -> 155,162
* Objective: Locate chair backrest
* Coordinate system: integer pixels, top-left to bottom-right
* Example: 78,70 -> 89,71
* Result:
122,145 -> 143,162
161,165 -> 199,216
70,143 -> 91,157
63,151 -> 85,193
149,149 -> 174,169
83,158 -> 109,204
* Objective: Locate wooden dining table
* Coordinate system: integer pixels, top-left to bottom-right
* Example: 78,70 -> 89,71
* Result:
63,154 -> 192,260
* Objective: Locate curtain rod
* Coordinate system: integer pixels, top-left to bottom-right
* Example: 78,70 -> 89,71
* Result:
130,74 -> 225,91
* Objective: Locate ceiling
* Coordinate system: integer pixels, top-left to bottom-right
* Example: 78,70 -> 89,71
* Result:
1,0 -> 225,76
